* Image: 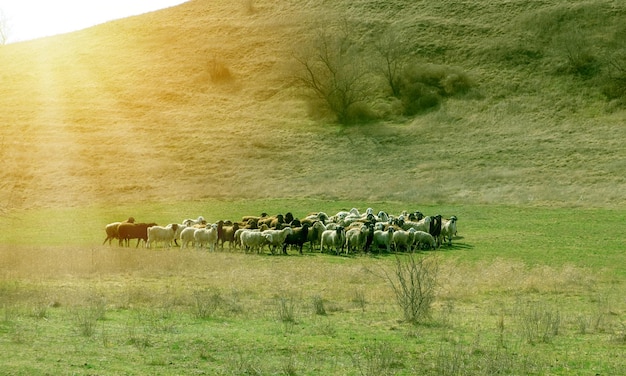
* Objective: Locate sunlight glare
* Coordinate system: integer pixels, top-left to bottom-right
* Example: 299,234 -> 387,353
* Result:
0,0 -> 187,43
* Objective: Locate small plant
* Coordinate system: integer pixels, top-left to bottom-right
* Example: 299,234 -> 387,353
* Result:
352,341 -> 397,376
192,289 -> 224,319
352,289 -> 367,312
517,302 -> 560,344
384,254 -> 439,324
276,295 -> 296,324
311,295 -> 326,316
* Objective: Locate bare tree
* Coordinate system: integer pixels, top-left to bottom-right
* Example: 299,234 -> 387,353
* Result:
372,26 -> 411,97
293,21 -> 370,124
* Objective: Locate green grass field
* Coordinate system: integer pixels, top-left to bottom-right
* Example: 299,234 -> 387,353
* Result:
1,201 -> 624,375
1,0 -> 625,374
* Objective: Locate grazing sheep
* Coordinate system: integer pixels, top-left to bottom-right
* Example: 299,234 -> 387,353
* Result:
440,216 -> 458,246
373,227 -> 395,253
283,224 -> 310,255
194,224 -> 218,251
240,229 -> 270,254
147,223 -> 180,248
102,217 -> 135,246
118,222 -> 158,248
263,227 -> 293,254
413,230 -> 436,250
320,226 -> 346,255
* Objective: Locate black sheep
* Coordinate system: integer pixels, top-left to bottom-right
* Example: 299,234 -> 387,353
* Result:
282,224 -> 310,255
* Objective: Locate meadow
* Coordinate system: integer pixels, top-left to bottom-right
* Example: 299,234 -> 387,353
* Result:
1,0 -> 625,374
1,201 -> 625,375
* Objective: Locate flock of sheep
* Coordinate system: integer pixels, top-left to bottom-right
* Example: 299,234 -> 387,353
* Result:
102,207 -> 458,255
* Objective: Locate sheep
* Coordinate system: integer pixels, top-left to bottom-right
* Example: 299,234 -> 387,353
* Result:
182,216 -> 206,227
194,224 -> 218,251
429,214 -> 443,247
320,226 -> 346,255
118,222 -> 158,248
146,223 -> 180,248
306,221 -> 326,251
102,217 -> 135,246
263,227 -> 293,254
440,216 -> 458,246
217,220 -> 240,250
283,224 -> 310,255
179,226 -> 198,250
240,229 -> 270,254
345,224 -> 369,254
392,228 -> 416,252
373,227 -> 395,253
413,230 -> 436,250
402,216 -> 432,233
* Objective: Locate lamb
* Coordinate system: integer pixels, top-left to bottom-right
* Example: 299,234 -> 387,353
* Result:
102,217 -> 135,246
413,230 -> 436,250
263,227 -> 293,254
146,223 -> 180,248
118,222 -> 158,247
320,226 -> 346,255
440,216 -> 458,246
194,224 -> 218,251
283,224 -> 310,255
373,227 -> 395,253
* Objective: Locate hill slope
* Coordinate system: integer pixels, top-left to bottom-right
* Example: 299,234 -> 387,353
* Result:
1,0 -> 625,210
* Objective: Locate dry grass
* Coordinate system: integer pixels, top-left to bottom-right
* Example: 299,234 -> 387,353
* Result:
0,0 -> 624,212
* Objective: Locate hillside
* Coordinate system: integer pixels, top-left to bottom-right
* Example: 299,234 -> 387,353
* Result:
1,0 -> 625,211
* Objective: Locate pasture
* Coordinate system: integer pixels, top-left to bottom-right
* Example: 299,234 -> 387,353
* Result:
1,201 -> 624,375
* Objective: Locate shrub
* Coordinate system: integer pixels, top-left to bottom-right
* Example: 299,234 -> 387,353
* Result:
293,23 -> 371,124
397,63 -> 473,115
384,254 -> 439,324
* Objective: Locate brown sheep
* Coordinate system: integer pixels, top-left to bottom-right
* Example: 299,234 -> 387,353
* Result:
118,222 -> 157,248
102,217 -> 135,246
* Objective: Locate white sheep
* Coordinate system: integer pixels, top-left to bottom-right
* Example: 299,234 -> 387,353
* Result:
262,227 -> 293,254
392,228 -> 415,252
373,227 -> 395,253
402,216 -> 432,233
179,226 -> 197,250
440,216 -> 458,246
320,226 -> 346,254
240,229 -> 270,253
413,230 -> 436,250
345,224 -> 369,254
146,223 -> 179,248
194,224 -> 218,251
182,216 -> 206,227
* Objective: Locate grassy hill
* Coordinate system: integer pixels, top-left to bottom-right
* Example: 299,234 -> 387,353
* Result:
1,0 -> 625,211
